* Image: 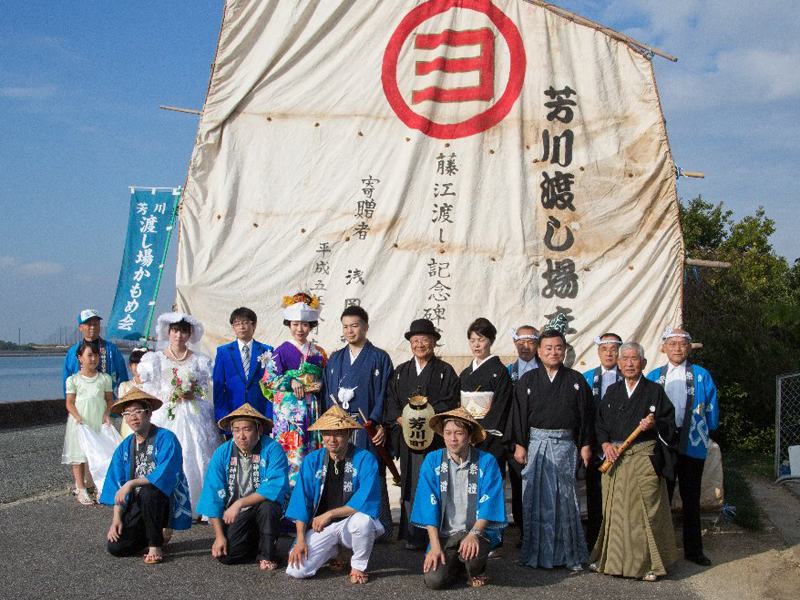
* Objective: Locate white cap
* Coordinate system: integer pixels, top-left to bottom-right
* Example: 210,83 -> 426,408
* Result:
78,309 -> 102,324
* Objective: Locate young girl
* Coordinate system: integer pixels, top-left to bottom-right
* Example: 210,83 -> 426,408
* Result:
261,292 -> 327,487
117,348 -> 148,438
62,342 -> 113,505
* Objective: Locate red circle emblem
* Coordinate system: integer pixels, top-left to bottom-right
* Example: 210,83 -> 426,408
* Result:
382,0 -> 526,140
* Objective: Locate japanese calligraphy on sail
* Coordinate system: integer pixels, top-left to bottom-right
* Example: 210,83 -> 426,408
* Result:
176,0 -> 684,368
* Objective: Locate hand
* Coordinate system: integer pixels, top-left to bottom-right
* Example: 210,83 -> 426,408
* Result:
423,548 -> 446,573
371,424 -> 386,446
114,482 -> 130,505
639,414 -> 655,431
223,500 -> 242,525
74,417 -> 84,426
459,532 -> 480,561
288,538 -> 308,569
395,417 -> 403,425
602,442 -> 619,463
291,379 -> 305,398
107,519 -> 123,542
580,445 -> 591,468
514,444 -> 527,465
312,511 -> 332,533
211,535 -> 227,558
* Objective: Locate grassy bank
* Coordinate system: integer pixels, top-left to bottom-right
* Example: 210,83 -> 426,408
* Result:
723,451 -> 772,530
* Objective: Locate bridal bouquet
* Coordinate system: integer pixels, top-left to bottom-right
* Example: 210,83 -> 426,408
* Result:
168,366 -> 205,420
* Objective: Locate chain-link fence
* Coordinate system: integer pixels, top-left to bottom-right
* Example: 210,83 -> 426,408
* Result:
776,372 -> 800,482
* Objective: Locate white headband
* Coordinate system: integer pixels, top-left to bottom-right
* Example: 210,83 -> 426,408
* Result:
662,326 -> 692,341
594,336 -> 622,346
511,328 -> 538,342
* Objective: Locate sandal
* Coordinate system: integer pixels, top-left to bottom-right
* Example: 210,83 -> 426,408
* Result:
259,559 -> 278,571
349,570 -> 369,584
143,553 -> 164,564
642,572 -> 658,582
467,575 -> 488,587
76,489 -> 95,506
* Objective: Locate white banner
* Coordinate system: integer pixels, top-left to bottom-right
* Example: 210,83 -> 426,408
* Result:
177,0 -> 683,370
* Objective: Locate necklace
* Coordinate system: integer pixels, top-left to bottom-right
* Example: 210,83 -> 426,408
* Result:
168,346 -> 189,362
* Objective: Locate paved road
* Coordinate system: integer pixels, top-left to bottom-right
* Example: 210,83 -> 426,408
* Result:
1,425 -> 706,600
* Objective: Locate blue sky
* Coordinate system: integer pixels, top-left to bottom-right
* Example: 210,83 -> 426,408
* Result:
1,1 -> 797,343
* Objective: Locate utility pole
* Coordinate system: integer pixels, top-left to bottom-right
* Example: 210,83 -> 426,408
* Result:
18,327 -> 21,346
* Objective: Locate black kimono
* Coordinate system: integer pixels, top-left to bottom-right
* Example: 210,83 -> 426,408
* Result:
384,356 -> 459,545
508,364 -> 594,451
595,377 -> 677,480
458,356 -> 514,476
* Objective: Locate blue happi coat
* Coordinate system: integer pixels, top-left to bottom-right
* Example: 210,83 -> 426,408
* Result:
100,426 -> 192,530
196,437 -> 290,519
647,363 -> 719,459
321,341 -> 393,454
411,448 -> 507,548
285,446 -> 381,524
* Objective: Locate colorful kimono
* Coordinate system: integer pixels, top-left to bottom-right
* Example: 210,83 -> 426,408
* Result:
285,445 -> 381,524
411,447 -> 507,549
100,425 -> 192,530
260,341 -> 327,484
196,437 -> 290,518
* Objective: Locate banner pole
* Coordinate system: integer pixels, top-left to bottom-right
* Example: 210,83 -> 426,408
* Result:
141,189 -> 181,344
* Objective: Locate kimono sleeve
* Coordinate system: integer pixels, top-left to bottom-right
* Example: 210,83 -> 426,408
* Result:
410,451 -> 441,528
576,375 -> 595,449
99,440 -> 129,505
699,367 -> 719,431
477,453 -> 506,527
262,349 -> 292,392
347,451 -> 381,519
595,391 -> 613,446
433,362 -> 460,413
196,443 -> 229,518
646,367 -> 662,384
383,368 -> 405,424
147,431 -> 184,498
479,365 -> 513,434
369,351 -> 393,423
285,456 -> 316,524
257,440 -> 290,503
654,386 -> 678,447
506,376 -> 531,448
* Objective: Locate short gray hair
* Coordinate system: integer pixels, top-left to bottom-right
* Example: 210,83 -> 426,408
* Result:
619,341 -> 646,361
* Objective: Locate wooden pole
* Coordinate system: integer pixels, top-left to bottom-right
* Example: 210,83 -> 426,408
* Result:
685,258 -> 731,269
680,171 -> 705,179
159,105 -> 201,115
522,0 -> 678,62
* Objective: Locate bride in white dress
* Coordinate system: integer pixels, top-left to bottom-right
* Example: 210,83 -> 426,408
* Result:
138,312 -> 221,518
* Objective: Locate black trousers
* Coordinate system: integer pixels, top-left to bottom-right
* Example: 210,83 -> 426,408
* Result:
585,457 -> 603,551
667,453 -> 705,559
507,457 -> 524,529
107,484 -> 170,556
218,499 -> 282,564
424,531 -> 491,590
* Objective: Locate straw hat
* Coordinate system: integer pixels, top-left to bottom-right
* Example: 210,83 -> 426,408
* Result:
308,404 -> 363,432
109,386 -> 163,415
218,403 -> 273,432
429,407 -> 486,445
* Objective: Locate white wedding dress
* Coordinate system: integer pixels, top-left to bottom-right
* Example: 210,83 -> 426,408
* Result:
138,351 -> 220,518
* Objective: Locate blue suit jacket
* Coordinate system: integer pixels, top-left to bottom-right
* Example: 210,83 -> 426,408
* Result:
213,340 -> 274,425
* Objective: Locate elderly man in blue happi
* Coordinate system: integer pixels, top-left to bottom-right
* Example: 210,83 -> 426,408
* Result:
411,407 -> 506,589
197,404 -> 289,571
647,326 -> 719,566
285,404 -> 383,584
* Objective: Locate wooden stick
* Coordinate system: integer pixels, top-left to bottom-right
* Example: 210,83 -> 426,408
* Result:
159,105 -> 202,115
358,408 -> 401,485
685,258 -> 731,269
680,171 -> 705,179
522,0 -> 677,62
599,414 -> 654,474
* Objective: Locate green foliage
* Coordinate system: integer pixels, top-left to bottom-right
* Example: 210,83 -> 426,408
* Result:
722,458 -> 761,530
0,340 -> 36,352
680,197 -> 800,453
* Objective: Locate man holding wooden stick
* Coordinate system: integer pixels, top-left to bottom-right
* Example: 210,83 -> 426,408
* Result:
590,342 -> 677,581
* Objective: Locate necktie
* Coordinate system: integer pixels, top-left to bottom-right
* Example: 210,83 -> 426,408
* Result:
242,344 -> 250,379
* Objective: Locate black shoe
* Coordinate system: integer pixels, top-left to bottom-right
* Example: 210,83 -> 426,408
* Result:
687,554 -> 712,566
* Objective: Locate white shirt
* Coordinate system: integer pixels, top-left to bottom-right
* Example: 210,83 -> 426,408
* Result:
625,376 -> 641,398
664,361 -> 688,428
516,357 -> 538,379
237,339 -> 253,364
601,366 -> 618,398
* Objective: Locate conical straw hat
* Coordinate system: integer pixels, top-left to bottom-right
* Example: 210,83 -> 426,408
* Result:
308,404 -> 363,432
429,406 -> 486,445
218,403 -> 273,431
109,386 -> 163,415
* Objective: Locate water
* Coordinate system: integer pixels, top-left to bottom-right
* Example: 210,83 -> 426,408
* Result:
0,355 -> 127,402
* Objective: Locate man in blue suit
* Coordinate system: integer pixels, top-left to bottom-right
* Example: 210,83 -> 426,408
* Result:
213,307 -> 274,432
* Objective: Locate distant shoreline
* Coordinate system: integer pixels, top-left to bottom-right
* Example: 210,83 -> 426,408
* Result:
0,351 -> 68,357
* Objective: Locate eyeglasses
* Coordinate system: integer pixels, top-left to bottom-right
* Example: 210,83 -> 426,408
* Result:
121,409 -> 149,417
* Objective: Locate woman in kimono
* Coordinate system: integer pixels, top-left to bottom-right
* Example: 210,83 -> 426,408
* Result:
138,312 -> 220,519
260,292 -> 327,486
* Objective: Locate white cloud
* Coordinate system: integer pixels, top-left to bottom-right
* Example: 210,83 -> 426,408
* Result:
0,84 -> 58,99
15,261 -> 64,276
0,256 -> 16,268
